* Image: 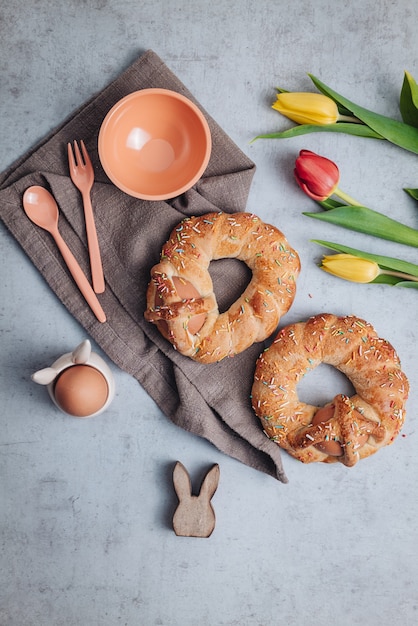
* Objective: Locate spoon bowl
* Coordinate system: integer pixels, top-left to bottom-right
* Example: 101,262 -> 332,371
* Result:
23,186 -> 60,230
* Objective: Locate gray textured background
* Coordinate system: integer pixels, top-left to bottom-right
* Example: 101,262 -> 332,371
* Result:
1,1 -> 417,625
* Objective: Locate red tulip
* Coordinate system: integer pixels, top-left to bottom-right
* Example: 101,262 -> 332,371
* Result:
294,149 -> 340,201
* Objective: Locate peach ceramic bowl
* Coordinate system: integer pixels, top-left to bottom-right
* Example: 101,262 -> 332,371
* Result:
98,88 -> 212,201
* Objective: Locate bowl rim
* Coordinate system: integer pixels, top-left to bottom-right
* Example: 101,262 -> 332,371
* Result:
98,88 -> 212,201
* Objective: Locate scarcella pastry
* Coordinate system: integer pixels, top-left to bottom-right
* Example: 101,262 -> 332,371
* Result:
145,212 -> 300,363
252,314 -> 409,466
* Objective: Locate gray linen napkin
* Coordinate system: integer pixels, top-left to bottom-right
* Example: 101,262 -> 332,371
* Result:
0,50 -> 288,482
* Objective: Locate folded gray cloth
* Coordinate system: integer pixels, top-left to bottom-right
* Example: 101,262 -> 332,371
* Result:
0,50 -> 288,482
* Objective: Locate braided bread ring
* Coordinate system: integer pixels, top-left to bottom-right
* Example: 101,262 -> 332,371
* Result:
251,314 -> 409,466
144,212 -> 300,363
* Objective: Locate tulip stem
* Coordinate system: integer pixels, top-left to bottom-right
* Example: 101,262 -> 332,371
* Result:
381,269 -> 418,282
333,188 -> 363,206
337,114 -> 363,124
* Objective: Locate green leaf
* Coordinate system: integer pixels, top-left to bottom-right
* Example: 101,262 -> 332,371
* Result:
372,274 -> 401,285
372,277 -> 418,288
396,281 -> 418,288
252,122 -> 382,142
404,187 -> 418,202
303,205 -> 418,247
317,198 -> 344,210
400,71 -> 418,128
309,74 -> 418,154
312,239 -> 418,277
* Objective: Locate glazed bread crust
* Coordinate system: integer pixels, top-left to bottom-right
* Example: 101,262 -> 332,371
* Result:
144,212 -> 300,363
251,314 -> 409,465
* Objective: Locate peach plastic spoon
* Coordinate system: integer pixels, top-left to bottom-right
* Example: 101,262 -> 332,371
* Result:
23,186 -> 106,323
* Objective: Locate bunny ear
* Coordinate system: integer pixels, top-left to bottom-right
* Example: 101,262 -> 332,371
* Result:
173,461 -> 192,500
198,464 -> 220,501
72,340 -> 91,364
31,367 -> 58,385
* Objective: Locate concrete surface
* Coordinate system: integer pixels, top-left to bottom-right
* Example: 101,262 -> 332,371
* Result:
1,1 -> 417,625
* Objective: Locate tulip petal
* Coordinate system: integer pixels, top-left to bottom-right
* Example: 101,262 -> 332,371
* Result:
400,71 -> 418,128
321,255 -> 380,282
252,122 -> 382,142
304,205 -> 418,248
272,92 -> 339,125
309,74 -> 418,154
294,150 -> 340,200
312,239 -> 418,278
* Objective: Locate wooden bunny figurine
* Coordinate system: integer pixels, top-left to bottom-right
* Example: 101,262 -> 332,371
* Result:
172,461 -> 220,538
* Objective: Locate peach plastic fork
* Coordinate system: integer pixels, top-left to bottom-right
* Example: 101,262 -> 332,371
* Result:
68,140 -> 105,294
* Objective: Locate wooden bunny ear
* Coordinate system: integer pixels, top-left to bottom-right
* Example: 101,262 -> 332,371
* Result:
173,461 -> 193,500
199,463 -> 220,501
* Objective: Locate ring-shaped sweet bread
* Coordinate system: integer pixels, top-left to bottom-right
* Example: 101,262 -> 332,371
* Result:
144,212 -> 300,363
251,313 -> 409,466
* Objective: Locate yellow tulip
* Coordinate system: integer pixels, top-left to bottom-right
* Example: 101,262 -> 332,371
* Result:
321,254 -> 380,283
314,242 -> 418,288
272,92 -> 339,126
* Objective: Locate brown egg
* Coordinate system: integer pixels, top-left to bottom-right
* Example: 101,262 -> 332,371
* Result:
155,275 -> 206,335
312,404 -> 369,456
54,365 -> 109,417
311,405 -> 343,456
